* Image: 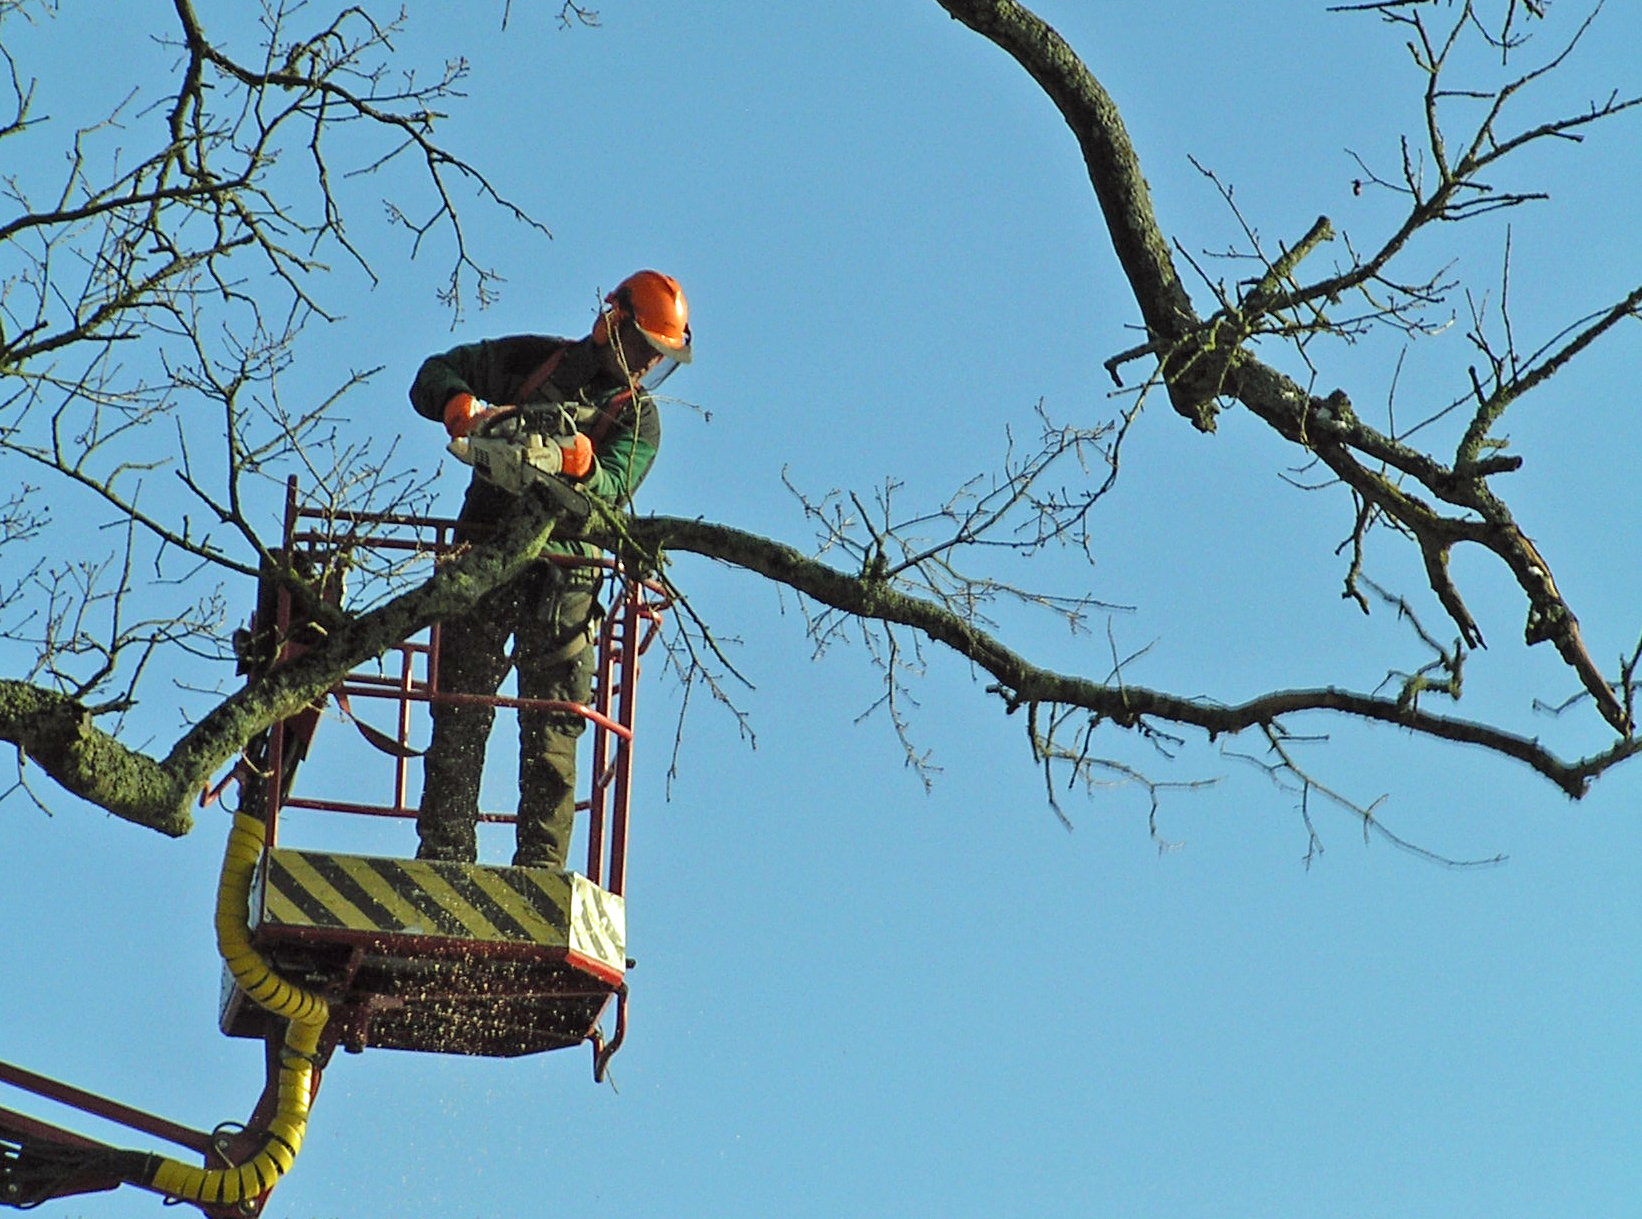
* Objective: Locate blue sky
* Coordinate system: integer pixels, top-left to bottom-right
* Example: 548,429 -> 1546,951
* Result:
3,2 -> 1641,1217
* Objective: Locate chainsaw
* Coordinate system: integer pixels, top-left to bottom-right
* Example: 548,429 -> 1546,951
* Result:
446,403 -> 580,497
446,403 -> 595,524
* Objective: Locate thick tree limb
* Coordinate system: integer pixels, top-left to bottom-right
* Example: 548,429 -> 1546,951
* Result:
6,490 -> 1635,839
628,514 -> 1641,798
939,0 -> 1634,736
4,1 -> 1637,847
0,681 -> 194,835
935,0 -> 1218,429
0,499 -> 567,835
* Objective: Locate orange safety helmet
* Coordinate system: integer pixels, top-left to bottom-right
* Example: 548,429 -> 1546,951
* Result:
593,270 -> 692,364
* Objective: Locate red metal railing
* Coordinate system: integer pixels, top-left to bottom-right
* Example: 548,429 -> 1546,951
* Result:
255,476 -> 668,894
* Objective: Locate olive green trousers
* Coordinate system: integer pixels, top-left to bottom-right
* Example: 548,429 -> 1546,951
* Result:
416,559 -> 597,869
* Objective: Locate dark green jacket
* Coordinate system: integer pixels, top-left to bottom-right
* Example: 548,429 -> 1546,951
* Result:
410,333 -> 662,552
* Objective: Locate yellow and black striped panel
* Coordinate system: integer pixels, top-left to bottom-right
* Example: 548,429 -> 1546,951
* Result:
569,879 -> 626,974
254,849 -> 624,971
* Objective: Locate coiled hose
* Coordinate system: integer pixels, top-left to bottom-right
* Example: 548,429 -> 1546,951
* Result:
141,813 -> 329,1206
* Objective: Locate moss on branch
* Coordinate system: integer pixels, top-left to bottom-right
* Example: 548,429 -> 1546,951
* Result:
0,498 -> 566,836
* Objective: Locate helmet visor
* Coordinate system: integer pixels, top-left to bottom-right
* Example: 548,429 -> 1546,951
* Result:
640,357 -> 680,390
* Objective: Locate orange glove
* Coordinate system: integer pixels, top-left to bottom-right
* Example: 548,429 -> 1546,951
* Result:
442,392 -> 505,439
559,433 -> 594,479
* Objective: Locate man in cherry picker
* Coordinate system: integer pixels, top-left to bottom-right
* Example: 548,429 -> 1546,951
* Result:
409,270 -> 691,868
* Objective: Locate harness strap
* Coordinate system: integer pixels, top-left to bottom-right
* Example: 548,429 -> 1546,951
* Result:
334,689 -> 423,758
586,388 -> 634,448
515,347 -> 568,403
516,344 -> 638,449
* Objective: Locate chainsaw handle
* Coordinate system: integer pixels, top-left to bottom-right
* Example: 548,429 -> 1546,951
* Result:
470,404 -> 521,438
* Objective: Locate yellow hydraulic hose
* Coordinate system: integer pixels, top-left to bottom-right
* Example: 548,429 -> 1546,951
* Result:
212,813 -> 328,1026
142,813 -> 330,1206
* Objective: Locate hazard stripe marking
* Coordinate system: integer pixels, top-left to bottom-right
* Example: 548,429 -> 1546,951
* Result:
361,857 -> 469,937
304,854 -> 405,930
266,854 -> 355,929
467,869 -> 560,943
489,868 -> 569,927
263,855 -> 332,927
256,850 -> 620,960
411,866 -> 501,939
568,880 -> 623,969
426,865 -> 537,942
326,857 -> 430,931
